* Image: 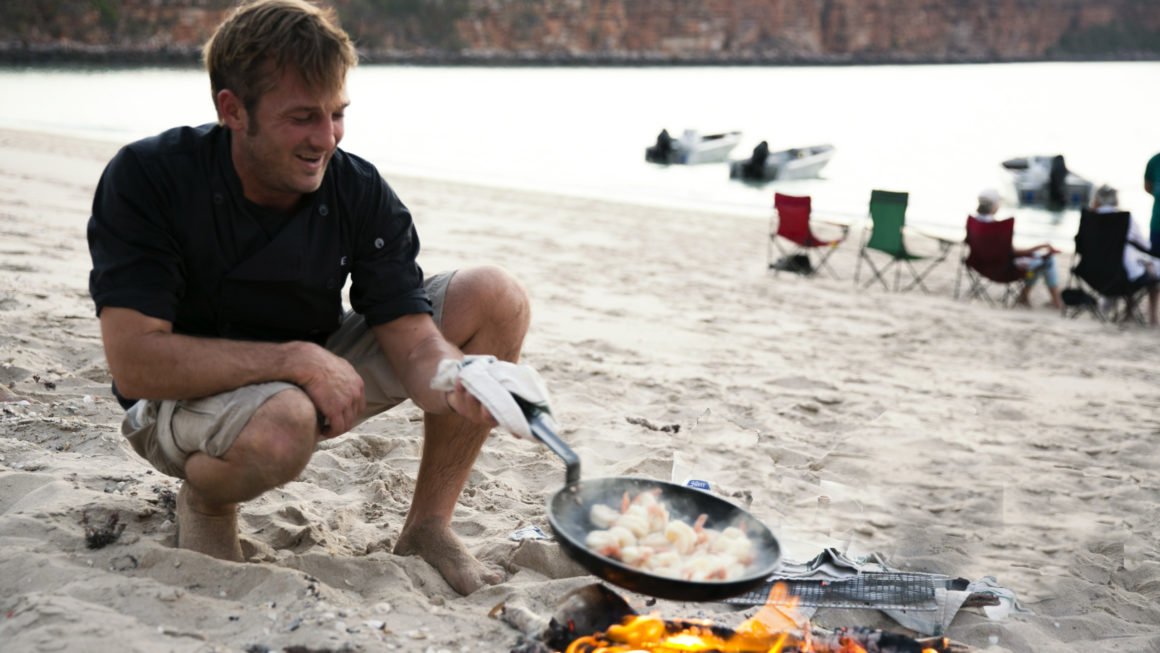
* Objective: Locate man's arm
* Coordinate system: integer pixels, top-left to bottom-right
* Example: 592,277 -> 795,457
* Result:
100,307 -> 366,436
371,314 -> 496,426
1012,243 -> 1058,258
1127,217 -> 1152,253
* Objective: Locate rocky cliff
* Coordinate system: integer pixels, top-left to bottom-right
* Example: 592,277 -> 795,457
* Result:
2,0 -> 1158,64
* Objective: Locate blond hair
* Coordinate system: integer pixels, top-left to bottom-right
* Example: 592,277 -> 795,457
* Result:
203,0 -> 357,114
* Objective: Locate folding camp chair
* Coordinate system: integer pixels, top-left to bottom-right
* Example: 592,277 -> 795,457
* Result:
953,216 -> 1027,307
1065,209 -> 1155,322
767,193 -> 849,278
854,190 -> 955,292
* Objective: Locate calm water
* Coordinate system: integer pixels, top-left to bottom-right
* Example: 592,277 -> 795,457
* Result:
2,62 -> 1159,245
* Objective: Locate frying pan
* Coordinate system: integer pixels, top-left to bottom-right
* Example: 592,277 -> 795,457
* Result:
522,403 -> 782,602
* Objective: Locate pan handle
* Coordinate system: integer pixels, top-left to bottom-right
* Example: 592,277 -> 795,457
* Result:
515,396 -> 581,486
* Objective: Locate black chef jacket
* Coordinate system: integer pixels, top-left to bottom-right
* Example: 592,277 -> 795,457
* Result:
88,123 -> 431,406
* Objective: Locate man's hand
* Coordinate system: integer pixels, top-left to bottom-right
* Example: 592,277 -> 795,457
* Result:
446,380 -> 499,428
295,343 -> 365,437
431,356 -> 553,440
98,308 -> 366,436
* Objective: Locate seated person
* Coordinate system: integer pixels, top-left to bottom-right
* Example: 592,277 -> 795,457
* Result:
973,188 -> 1063,310
1091,184 -> 1160,325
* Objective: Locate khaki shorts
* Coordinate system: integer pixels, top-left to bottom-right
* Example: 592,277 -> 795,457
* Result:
122,271 -> 455,479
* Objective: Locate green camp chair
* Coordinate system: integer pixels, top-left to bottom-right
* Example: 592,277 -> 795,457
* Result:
854,190 -> 955,292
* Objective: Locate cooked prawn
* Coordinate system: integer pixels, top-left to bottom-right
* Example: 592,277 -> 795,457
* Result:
584,490 -> 759,582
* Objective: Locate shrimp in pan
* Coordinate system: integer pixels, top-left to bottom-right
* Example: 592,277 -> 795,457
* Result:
583,491 -> 756,581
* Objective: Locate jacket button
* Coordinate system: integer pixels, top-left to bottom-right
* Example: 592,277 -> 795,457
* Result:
374,238 -> 384,249
213,193 -> 223,205
319,204 -> 329,216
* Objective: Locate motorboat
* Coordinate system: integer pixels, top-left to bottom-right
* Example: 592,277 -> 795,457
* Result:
645,129 -> 743,165
1001,155 -> 1093,209
729,143 -> 836,182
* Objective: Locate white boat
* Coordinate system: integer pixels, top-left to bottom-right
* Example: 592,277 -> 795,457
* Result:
729,143 -> 836,182
1001,155 -> 1093,209
645,129 -> 742,165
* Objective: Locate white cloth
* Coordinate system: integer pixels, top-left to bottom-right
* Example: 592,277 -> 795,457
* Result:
430,355 -> 554,440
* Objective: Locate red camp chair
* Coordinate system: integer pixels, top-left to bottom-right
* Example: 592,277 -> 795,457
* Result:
768,193 -> 849,278
953,216 -> 1027,306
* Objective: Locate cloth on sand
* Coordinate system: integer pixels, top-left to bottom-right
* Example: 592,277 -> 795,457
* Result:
431,355 -> 554,440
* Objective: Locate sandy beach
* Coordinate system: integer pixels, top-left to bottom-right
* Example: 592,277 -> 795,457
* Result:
2,126 -> 1160,652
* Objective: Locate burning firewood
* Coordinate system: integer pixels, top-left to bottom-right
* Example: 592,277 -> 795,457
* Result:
495,583 -> 971,653
493,584 -> 635,652
568,616 -> 962,653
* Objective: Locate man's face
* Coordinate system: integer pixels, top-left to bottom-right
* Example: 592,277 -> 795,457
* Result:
227,66 -> 349,211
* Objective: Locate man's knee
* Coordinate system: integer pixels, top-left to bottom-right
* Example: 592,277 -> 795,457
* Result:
236,388 -> 318,487
469,265 -> 529,314
448,266 -> 531,351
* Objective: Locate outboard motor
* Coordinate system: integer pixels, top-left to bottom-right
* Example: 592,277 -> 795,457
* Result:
744,140 -> 770,179
1047,155 -> 1068,210
645,129 -> 674,164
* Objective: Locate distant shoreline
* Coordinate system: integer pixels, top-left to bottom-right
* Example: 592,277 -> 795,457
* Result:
2,45 -> 1158,68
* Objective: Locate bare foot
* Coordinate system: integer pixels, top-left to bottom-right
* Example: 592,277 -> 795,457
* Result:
394,520 -> 503,595
176,483 -> 243,562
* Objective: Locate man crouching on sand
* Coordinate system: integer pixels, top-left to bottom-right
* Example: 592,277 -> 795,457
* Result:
86,0 -> 530,595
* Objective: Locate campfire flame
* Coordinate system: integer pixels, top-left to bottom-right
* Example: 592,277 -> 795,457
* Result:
563,583 -> 947,653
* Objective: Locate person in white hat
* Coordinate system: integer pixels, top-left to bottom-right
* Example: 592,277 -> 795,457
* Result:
972,188 -> 1063,309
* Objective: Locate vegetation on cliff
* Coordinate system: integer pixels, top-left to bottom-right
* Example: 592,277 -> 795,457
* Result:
0,0 -> 1157,65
